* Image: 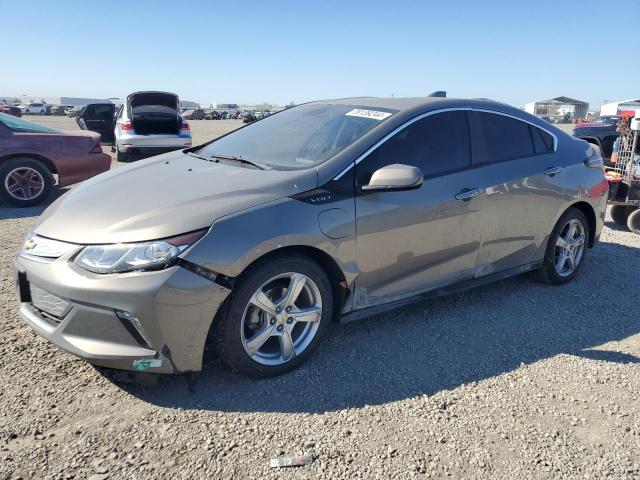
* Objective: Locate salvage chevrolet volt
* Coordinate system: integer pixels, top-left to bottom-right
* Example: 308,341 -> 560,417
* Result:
14,97 -> 608,378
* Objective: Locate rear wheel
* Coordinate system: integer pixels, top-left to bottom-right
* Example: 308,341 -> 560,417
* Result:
534,208 -> 589,285
0,158 -> 53,207
213,254 -> 333,378
611,205 -> 633,226
116,147 -> 128,163
627,208 -> 640,234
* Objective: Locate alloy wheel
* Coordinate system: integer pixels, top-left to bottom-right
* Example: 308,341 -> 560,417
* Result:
4,167 -> 45,201
241,272 -> 322,366
554,218 -> 585,277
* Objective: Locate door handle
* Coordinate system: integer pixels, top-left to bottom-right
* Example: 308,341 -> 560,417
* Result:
455,188 -> 482,201
544,166 -> 563,176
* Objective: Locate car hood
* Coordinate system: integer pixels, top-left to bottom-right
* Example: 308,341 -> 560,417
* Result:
33,151 -> 318,244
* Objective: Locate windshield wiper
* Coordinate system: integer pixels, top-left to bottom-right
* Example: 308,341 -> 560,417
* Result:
186,152 -> 209,161
208,154 -> 269,170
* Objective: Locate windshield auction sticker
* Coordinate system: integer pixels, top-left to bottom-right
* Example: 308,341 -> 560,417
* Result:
346,109 -> 392,121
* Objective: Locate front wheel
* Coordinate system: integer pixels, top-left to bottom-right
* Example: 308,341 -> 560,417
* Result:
534,208 -> 589,285
213,254 -> 333,378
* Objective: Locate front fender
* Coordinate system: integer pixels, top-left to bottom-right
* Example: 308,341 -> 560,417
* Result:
183,196 -> 358,285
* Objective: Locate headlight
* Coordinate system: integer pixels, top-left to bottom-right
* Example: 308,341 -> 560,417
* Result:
74,229 -> 207,274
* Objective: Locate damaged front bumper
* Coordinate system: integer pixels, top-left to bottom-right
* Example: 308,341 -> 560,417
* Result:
14,255 -> 231,374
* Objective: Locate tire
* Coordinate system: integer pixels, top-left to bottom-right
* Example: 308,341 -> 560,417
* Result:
627,208 -> 640,234
116,148 -> 128,163
533,207 -> 589,285
611,205 -> 633,226
213,253 -> 334,378
25,109 -> 30,115
0,157 -> 53,207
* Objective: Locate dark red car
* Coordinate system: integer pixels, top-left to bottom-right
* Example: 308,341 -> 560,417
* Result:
182,108 -> 205,120
0,113 -> 111,207
0,105 -> 22,117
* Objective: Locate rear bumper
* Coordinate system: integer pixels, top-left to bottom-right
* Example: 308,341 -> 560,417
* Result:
116,133 -> 192,153
14,255 -> 231,374
594,194 -> 607,244
119,145 -> 187,155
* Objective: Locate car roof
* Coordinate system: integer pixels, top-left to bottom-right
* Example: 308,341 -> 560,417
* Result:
310,96 -> 511,113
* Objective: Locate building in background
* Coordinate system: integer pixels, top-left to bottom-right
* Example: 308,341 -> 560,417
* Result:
600,99 -> 640,116
523,96 -> 589,121
1,95 -> 111,106
180,100 -> 200,109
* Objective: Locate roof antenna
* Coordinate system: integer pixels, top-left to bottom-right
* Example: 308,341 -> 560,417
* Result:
427,91 -> 446,98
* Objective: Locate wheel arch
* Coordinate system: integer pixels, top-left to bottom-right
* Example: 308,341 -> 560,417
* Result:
236,245 -> 350,319
567,200 -> 596,248
0,153 -> 58,175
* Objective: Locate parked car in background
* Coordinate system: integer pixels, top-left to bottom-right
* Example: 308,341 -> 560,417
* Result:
0,105 -> 22,117
204,109 -> 221,120
0,113 -> 110,207
243,112 -> 258,123
19,103 -> 47,115
49,105 -> 72,116
66,106 -> 85,117
188,108 -> 205,120
572,121 -> 619,166
77,91 -> 191,162
13,97 -> 607,378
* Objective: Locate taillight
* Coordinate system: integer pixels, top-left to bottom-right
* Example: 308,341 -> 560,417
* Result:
121,122 -> 134,131
90,142 -> 102,153
181,123 -> 190,131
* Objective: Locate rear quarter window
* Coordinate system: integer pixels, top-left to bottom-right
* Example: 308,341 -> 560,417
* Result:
530,125 -> 554,153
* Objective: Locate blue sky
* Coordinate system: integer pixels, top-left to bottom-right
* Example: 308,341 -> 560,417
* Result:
2,0 -> 638,108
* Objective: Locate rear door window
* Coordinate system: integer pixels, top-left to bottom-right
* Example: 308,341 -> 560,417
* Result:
470,112 -> 535,165
358,110 -> 471,185
85,104 -> 114,119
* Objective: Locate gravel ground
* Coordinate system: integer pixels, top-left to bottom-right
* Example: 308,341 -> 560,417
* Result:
1,117 -> 640,479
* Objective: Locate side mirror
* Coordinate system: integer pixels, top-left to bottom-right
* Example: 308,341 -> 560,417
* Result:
361,164 -> 423,192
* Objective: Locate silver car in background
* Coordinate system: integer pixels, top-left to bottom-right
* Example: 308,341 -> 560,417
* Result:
114,91 -> 192,162
14,97 -> 608,379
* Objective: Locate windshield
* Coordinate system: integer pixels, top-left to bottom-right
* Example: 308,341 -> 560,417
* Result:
198,103 -> 396,169
0,112 -> 63,134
